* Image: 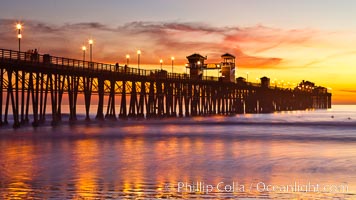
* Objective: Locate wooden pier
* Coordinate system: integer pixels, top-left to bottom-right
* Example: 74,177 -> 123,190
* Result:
0,49 -> 331,128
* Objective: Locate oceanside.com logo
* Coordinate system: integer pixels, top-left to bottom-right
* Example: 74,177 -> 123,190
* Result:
174,181 -> 348,194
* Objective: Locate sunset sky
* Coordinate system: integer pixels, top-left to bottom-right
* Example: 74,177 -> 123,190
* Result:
0,0 -> 355,104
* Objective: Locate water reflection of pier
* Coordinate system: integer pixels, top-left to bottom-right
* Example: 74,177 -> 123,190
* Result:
0,49 -> 331,128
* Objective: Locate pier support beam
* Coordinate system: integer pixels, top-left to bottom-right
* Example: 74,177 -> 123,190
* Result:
137,81 -> 145,118
7,69 -> 20,128
96,78 -> 105,120
128,81 -> 138,118
146,82 -> 156,118
119,81 -> 127,119
105,80 -> 116,120
84,77 -> 92,121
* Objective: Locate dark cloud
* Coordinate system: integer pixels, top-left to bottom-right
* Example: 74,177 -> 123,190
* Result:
121,21 -> 226,34
64,22 -> 115,32
32,22 -> 60,33
339,89 -> 356,94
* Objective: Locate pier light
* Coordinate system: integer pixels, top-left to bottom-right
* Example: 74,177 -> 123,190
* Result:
246,72 -> 249,82
88,39 -> 93,62
160,59 -> 163,70
197,61 -> 201,71
126,54 -> 130,66
171,56 -> 174,73
82,46 -> 86,61
16,23 -> 22,30
16,23 -> 22,52
137,50 -> 141,69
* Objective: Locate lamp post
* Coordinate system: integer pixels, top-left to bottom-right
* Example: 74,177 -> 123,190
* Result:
171,56 -> 174,73
16,23 -> 22,52
88,39 -> 93,62
246,72 -> 249,82
126,54 -> 130,66
185,64 -> 188,74
137,50 -> 141,70
217,64 -> 220,77
82,46 -> 86,61
160,59 -> 163,70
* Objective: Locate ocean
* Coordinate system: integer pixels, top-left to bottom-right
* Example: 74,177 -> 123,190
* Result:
0,105 -> 356,199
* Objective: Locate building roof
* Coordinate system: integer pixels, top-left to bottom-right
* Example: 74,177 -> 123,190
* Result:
221,53 -> 236,58
236,77 -> 246,81
261,76 -> 270,80
187,53 -> 206,59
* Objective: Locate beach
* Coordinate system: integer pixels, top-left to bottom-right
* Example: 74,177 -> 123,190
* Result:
0,105 -> 355,199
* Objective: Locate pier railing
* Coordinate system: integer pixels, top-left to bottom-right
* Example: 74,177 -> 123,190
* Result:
0,49 -> 221,82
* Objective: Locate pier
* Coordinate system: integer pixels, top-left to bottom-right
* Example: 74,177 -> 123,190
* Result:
0,48 -> 331,128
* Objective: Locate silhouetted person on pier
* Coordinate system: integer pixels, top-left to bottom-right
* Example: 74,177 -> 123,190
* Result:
30,49 -> 34,61
124,64 -> 127,73
33,49 -> 38,62
115,63 -> 119,72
